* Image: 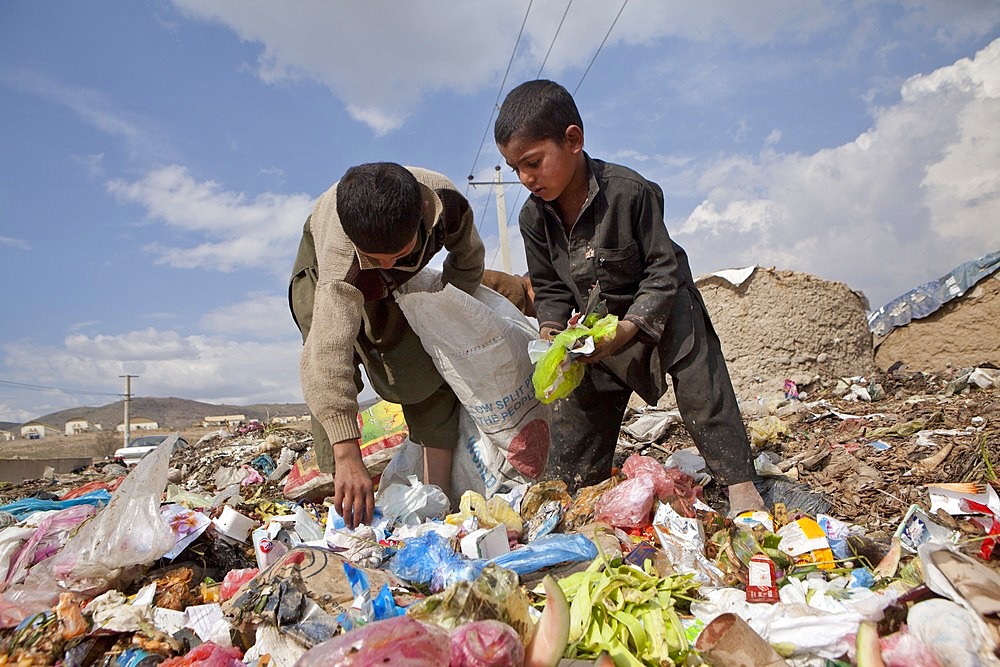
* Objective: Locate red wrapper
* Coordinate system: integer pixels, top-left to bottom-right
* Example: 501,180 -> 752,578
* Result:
746,553 -> 779,603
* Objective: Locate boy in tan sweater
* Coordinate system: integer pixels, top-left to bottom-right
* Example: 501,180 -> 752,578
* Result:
289,162 -> 484,527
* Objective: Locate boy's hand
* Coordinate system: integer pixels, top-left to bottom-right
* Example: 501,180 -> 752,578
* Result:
332,439 -> 374,529
582,320 -> 639,363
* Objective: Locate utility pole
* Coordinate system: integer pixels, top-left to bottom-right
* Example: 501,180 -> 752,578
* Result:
120,374 -> 138,447
468,168 -> 521,274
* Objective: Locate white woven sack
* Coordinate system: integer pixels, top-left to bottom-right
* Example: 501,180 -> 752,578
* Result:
394,269 -> 550,497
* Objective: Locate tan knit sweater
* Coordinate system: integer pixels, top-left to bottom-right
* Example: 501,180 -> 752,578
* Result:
299,167 -> 484,446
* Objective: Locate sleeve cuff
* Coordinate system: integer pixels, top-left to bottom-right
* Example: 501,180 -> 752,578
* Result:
539,320 -> 565,332
623,314 -> 661,344
320,412 -> 362,445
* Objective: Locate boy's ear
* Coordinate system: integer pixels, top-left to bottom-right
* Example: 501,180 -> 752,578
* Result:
564,125 -> 584,153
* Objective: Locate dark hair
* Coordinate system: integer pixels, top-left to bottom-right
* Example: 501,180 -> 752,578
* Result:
494,79 -> 583,146
336,162 -> 423,253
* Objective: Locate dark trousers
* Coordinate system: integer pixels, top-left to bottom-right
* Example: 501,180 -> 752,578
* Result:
545,284 -> 756,492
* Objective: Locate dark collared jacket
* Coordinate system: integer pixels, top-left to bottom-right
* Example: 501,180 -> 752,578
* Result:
519,154 -> 695,345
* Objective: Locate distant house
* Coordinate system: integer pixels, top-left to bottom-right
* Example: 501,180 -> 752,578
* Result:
202,415 -> 246,428
269,415 -> 308,425
20,422 -> 62,439
65,418 -> 101,435
0,430 -> 14,442
115,417 -> 159,433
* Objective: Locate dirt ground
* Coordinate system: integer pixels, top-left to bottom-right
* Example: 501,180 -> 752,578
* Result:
627,365 -> 999,556
0,424 -> 310,462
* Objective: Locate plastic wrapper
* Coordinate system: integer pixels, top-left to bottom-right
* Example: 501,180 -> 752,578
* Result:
531,314 -> 618,403
758,477 -> 832,516
878,629 -> 943,667
449,619 -> 525,667
406,563 -> 533,643
339,561 -> 404,631
0,491 -> 111,522
218,568 -> 258,601
446,490 -> 523,535
296,615 -> 450,667
652,501 -> 726,586
747,415 -> 789,446
594,455 -> 703,529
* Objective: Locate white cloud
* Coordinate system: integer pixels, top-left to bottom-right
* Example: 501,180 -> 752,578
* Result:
169,0 -> 842,134
0,235 -> 30,250
65,328 -> 198,361
679,199 -> 777,237
200,292 -> 296,339
668,38 -> 1000,308
1,70 -> 159,158
1,326 -> 305,420
72,153 -> 105,178
107,165 -> 313,274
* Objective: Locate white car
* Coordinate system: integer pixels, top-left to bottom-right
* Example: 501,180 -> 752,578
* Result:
113,433 -> 188,466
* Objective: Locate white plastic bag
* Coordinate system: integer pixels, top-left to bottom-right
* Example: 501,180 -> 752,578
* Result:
394,270 -> 551,497
377,475 -> 450,528
53,440 -> 176,594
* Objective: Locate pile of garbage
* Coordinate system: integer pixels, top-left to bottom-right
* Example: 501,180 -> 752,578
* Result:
1,368 -> 998,666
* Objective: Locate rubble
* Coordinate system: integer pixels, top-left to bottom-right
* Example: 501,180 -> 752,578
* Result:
875,271 -> 1000,372
0,368 -> 997,666
694,267 -> 876,402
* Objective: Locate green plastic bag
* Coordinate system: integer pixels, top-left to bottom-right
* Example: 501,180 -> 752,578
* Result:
532,313 -> 618,403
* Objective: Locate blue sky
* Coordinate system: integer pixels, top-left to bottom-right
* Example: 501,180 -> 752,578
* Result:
1,1 -> 998,422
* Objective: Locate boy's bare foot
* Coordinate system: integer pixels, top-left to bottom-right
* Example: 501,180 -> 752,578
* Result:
727,480 -> 767,517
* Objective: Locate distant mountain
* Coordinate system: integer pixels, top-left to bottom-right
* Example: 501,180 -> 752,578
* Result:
21,397 -> 309,431
0,422 -> 18,433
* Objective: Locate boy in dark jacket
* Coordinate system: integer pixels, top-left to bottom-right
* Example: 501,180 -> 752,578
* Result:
494,80 -> 765,515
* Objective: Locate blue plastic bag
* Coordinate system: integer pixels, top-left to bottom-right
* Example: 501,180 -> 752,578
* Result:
488,533 -> 597,575
386,532 -> 485,592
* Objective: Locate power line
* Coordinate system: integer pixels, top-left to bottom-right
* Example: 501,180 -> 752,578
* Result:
574,0 -> 629,96
0,379 -> 121,397
466,0 -> 534,194
536,0 -> 573,78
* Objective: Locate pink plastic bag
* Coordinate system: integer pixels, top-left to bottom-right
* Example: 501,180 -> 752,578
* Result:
622,455 -> 672,496
595,454 -> 691,529
160,642 -> 243,667
880,628 -> 942,667
2,504 -> 95,591
450,619 -> 524,667
296,615 -> 451,667
594,476 -> 657,529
